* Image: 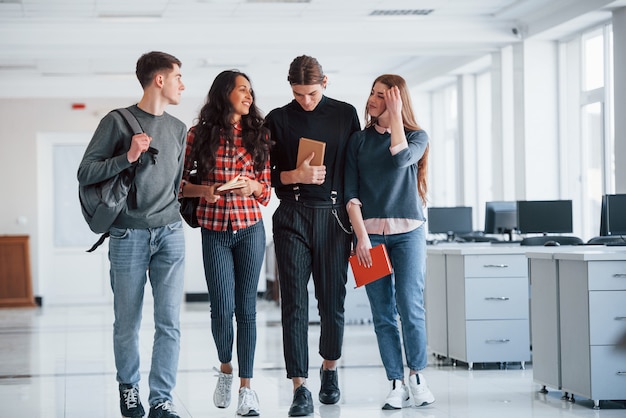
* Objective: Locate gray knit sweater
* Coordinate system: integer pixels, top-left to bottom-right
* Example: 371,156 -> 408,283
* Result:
77,105 -> 187,229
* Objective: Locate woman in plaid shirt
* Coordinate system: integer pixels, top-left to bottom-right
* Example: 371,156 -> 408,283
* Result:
181,70 -> 271,416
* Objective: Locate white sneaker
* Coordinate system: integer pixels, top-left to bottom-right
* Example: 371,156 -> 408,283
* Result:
213,368 -> 233,408
237,387 -> 260,416
408,373 -> 435,406
382,379 -> 410,410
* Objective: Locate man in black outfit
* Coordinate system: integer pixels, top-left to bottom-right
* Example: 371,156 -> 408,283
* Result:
265,55 -> 361,416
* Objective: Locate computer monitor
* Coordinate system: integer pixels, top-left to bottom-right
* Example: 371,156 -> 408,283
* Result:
599,195 -> 608,236
516,200 -> 573,234
604,194 -> 626,236
427,206 -> 473,240
484,201 -> 517,240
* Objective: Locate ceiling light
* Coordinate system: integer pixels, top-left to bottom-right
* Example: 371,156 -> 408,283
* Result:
370,9 -> 434,16
246,0 -> 310,3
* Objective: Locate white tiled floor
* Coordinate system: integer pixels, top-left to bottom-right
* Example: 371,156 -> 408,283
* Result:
1,298 -> 625,418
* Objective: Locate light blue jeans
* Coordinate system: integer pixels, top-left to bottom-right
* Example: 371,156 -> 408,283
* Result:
364,224 -> 428,380
108,221 -> 185,406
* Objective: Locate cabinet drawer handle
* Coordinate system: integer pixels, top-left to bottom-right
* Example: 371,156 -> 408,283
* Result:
483,264 -> 509,268
615,316 -> 626,321
485,339 -> 510,344
485,297 -> 510,301
617,371 -> 626,376
613,273 -> 626,278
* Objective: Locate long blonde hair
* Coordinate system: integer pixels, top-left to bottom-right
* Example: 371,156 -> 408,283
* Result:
366,74 -> 429,204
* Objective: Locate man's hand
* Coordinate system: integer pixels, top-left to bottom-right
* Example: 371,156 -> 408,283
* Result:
127,133 -> 152,163
297,152 -> 326,185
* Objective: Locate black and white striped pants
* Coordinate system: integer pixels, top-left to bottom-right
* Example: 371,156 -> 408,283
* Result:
201,220 -> 266,378
272,200 -> 352,379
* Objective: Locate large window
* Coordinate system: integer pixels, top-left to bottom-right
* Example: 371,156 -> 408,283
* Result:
561,24 -> 614,239
424,23 -> 615,241
428,84 -> 458,206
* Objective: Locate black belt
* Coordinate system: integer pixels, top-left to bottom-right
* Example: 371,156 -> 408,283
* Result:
281,199 -> 337,209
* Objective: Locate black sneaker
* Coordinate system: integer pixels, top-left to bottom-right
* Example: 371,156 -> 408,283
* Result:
119,384 -> 145,418
288,385 -> 314,417
148,401 -> 180,418
319,366 -> 340,404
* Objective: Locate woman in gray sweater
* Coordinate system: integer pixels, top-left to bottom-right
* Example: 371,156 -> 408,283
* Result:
344,74 -> 434,411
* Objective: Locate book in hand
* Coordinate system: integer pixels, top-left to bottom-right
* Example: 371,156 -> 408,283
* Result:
216,174 -> 247,192
296,137 -> 326,167
349,244 -> 393,288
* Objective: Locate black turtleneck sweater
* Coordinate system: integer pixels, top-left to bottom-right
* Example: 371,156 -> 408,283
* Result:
266,95 -> 361,203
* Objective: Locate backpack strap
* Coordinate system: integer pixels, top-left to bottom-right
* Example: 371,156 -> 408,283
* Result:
115,107 -> 143,134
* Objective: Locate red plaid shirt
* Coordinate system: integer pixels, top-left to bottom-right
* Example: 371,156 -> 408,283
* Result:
181,123 -> 271,231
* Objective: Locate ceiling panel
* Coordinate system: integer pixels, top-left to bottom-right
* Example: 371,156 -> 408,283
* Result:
0,0 -> 621,98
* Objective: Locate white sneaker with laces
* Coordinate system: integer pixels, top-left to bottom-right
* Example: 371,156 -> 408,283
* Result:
382,379 -> 411,410
213,368 -> 233,408
408,373 -> 435,406
149,400 -> 180,418
237,387 -> 260,416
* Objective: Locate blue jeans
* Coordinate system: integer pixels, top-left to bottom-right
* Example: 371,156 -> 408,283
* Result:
364,225 -> 427,380
201,221 -> 266,378
108,221 -> 185,406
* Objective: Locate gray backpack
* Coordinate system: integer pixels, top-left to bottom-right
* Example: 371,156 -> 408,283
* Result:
79,108 -> 143,251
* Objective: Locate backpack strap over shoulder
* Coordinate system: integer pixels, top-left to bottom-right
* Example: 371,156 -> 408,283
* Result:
115,108 -> 143,135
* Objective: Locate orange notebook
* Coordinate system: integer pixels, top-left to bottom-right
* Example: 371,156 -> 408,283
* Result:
349,244 -> 393,287
296,137 -> 326,167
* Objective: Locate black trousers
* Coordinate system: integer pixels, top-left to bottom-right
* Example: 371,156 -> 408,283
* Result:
272,200 -> 352,378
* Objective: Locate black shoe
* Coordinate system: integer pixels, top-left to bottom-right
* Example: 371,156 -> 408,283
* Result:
119,384 -> 145,418
288,385 -> 314,417
319,367 -> 340,405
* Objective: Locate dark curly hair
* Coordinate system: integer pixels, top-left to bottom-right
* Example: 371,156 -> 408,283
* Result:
190,70 -> 271,177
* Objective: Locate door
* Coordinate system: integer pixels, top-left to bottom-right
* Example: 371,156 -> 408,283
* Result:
37,132 -> 111,305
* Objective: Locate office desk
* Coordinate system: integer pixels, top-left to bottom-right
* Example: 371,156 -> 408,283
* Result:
555,250 -> 626,408
426,243 -> 531,369
527,246 -> 626,408
526,247 -> 586,395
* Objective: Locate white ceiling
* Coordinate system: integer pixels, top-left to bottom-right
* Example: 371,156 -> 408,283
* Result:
0,0 -> 623,99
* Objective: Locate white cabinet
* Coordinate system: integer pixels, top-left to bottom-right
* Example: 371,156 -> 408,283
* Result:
426,244 -> 531,370
446,252 -> 530,369
527,252 -> 563,393
557,252 -> 626,408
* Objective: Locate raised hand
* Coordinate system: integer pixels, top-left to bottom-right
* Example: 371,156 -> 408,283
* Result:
384,86 -> 402,119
